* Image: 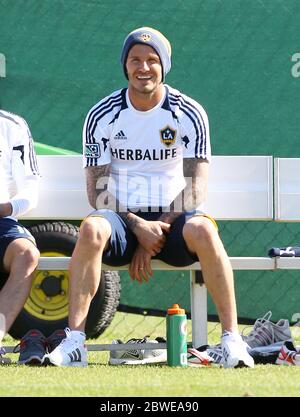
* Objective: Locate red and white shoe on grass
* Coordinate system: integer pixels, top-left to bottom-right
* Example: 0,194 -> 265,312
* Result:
276,341 -> 300,366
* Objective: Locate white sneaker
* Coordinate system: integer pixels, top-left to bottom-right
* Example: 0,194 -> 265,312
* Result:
221,331 -> 254,368
206,344 -> 224,365
109,336 -> 167,365
0,346 -> 11,365
43,328 -> 88,367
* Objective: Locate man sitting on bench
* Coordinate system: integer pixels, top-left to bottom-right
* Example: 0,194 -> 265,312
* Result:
44,27 -> 254,368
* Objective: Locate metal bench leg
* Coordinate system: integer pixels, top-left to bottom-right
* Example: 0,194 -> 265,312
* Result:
190,270 -> 207,347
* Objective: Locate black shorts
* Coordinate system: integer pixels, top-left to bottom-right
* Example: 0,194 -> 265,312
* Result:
0,218 -> 34,273
84,209 -> 199,267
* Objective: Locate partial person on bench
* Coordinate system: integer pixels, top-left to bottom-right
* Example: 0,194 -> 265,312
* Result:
0,110 -> 40,364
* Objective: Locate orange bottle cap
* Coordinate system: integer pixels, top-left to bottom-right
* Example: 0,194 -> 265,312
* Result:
167,303 -> 185,315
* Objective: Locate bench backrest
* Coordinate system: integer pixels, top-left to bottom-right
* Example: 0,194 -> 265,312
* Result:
274,157 -> 300,221
20,155 -> 273,221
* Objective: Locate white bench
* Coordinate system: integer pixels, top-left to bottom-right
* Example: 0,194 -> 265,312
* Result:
20,155 -> 275,348
274,157 -> 300,270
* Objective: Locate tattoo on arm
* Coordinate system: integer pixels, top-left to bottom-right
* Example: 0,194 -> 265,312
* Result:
159,158 -> 209,224
85,166 -> 140,231
183,158 -> 208,211
85,165 -> 109,208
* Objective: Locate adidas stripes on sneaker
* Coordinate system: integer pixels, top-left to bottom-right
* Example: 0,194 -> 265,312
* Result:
43,328 -> 87,367
221,331 -> 254,369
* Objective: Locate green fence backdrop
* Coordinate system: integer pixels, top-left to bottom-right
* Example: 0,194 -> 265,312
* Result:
1,0 -> 300,324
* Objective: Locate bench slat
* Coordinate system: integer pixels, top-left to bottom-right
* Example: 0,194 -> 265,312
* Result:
37,256 -> 275,271
276,257 -> 300,269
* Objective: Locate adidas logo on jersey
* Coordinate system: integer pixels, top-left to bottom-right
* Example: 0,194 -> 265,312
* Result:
114,130 -> 127,140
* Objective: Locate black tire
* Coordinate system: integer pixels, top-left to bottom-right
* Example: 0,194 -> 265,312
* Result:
8,221 -> 121,340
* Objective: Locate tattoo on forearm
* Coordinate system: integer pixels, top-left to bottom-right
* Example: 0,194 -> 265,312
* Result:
182,158 -> 208,211
86,166 -> 135,229
158,159 -> 208,224
86,165 -> 109,208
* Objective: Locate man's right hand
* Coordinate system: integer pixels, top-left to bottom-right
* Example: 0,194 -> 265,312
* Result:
131,218 -> 171,256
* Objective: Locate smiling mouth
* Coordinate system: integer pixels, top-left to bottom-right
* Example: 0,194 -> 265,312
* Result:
136,75 -> 152,80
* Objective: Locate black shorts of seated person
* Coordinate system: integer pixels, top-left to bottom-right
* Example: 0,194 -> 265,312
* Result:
84,208 -> 213,267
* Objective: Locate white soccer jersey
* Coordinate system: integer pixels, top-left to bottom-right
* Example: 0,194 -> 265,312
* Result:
0,110 -> 39,218
83,85 -> 210,208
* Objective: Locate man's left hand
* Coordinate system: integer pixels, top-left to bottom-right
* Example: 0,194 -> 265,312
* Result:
129,245 -> 153,283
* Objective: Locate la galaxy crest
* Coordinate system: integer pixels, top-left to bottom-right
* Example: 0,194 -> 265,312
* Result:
160,125 -> 177,147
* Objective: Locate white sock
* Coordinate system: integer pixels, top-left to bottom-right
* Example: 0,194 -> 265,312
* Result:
71,330 -> 86,341
222,330 -> 241,339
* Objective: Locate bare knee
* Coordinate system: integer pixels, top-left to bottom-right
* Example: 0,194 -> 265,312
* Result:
183,217 -> 218,250
7,243 -> 40,277
78,217 -> 111,250
19,245 -> 40,270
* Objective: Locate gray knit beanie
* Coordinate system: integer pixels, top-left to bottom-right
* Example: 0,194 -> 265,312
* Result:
121,27 -> 172,81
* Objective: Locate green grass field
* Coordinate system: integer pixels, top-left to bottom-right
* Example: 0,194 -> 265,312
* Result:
1,312 -> 300,397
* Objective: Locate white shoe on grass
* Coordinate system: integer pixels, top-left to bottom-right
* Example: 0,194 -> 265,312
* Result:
109,336 -> 167,365
221,331 -> 254,368
43,328 -> 87,367
0,346 -> 11,365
